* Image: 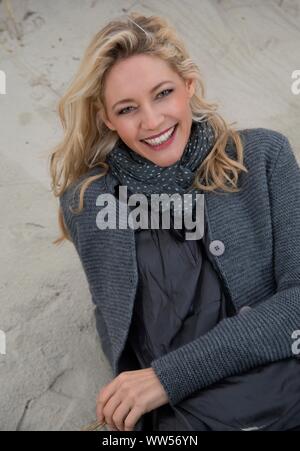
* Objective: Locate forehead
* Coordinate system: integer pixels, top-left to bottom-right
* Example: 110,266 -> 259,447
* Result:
104,54 -> 180,101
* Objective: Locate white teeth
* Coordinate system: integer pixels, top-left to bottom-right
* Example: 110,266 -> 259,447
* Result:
143,126 -> 175,146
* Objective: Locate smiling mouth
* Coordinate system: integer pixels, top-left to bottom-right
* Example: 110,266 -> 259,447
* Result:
140,124 -> 178,147
141,124 -> 177,141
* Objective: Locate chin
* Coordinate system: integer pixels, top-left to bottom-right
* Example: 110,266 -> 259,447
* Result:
157,152 -> 183,166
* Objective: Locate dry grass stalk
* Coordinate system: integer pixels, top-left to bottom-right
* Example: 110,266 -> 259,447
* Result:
81,419 -> 107,431
3,0 -> 23,40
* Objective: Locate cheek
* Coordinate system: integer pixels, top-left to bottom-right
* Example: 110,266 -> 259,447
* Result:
118,126 -> 140,146
169,94 -> 190,113
115,124 -> 134,141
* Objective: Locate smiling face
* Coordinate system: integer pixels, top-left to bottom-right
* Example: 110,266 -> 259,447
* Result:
100,54 -> 196,167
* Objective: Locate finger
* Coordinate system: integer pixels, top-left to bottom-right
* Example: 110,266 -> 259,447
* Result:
123,406 -> 143,432
96,381 -> 119,423
101,396 -> 123,431
107,424 -> 119,431
96,399 -> 106,424
96,382 -> 116,406
112,402 -> 133,431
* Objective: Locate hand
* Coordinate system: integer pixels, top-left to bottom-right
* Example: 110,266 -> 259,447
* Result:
96,367 -> 169,431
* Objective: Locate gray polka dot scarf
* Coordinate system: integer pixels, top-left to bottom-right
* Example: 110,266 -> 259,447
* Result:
106,119 -> 216,220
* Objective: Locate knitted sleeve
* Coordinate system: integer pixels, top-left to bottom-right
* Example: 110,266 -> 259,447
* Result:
59,184 -> 80,249
150,135 -> 300,406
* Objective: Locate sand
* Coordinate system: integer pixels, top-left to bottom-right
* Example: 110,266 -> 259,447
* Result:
0,0 -> 299,431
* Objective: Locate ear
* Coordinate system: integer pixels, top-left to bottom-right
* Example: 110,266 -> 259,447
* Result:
185,78 -> 196,98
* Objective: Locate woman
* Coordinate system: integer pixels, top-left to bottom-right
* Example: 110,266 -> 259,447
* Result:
50,12 -> 300,431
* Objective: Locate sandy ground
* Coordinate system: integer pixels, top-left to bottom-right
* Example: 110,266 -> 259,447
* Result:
0,0 -> 299,431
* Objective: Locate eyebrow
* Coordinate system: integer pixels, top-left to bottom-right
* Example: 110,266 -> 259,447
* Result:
112,81 -> 174,111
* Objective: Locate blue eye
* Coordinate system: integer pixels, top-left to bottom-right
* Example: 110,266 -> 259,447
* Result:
117,88 -> 173,115
118,105 -> 135,115
157,88 -> 173,99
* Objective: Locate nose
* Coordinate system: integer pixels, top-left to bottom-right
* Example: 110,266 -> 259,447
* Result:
140,104 -> 164,132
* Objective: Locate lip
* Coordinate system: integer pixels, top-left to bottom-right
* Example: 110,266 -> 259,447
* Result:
141,123 -> 178,151
141,124 -> 177,141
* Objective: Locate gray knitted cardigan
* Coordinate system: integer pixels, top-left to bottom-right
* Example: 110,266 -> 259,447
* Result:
59,128 -> 300,407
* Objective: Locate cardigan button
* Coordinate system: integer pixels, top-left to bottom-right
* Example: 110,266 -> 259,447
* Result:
209,240 -> 225,256
239,306 -> 252,315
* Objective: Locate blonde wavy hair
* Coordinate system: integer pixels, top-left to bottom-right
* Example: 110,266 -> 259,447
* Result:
50,11 -> 248,244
